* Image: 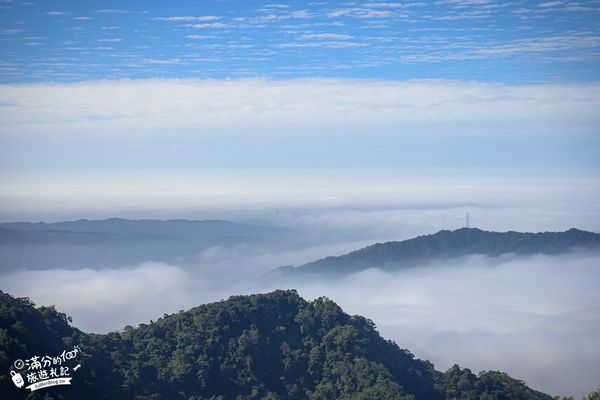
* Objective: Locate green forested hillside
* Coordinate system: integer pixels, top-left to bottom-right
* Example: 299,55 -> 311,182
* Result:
275,228 -> 600,276
0,290 -> 565,400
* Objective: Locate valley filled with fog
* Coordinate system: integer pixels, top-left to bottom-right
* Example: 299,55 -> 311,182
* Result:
2,200 -> 600,399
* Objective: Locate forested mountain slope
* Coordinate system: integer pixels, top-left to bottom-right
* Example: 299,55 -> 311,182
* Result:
0,290 -> 555,400
274,228 -> 600,276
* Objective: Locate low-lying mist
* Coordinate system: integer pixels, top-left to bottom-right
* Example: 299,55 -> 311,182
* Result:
3,250 -> 599,399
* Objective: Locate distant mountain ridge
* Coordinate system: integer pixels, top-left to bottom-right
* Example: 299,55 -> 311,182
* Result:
0,218 -> 289,271
274,228 -> 600,276
0,218 -> 280,241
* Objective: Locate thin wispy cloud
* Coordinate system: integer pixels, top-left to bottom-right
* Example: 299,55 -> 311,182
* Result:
46,11 -> 69,16
153,16 -> 221,22
95,9 -> 132,14
475,34 -> 600,56
539,1 -> 564,7
187,22 -> 228,29
0,0 -> 598,81
433,11 -> 491,20
328,7 -> 394,18
264,4 -> 291,9
142,58 -> 184,65
2,28 -> 25,34
363,2 -> 427,8
276,40 -> 365,48
297,33 -> 354,40
186,34 -> 216,40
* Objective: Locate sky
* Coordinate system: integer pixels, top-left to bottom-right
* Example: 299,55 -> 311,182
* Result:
1,0 -> 600,82
1,1 -> 599,224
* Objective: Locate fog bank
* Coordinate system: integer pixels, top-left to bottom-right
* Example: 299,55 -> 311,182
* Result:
3,252 -> 599,398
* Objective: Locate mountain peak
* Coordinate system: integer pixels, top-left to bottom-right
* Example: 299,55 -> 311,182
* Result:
0,289 -> 553,400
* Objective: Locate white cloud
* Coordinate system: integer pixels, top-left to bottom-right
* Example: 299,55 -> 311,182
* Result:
2,28 -> 25,34
475,34 -> 600,56
433,11 -> 490,20
188,22 -> 228,29
363,2 -> 426,8
142,58 -> 184,65
97,38 -> 122,42
46,11 -> 69,16
276,40 -> 365,48
186,34 -> 216,40
153,16 -> 221,22
264,4 -> 290,9
288,10 -> 313,18
400,32 -> 600,62
328,7 -> 394,18
2,263 -> 194,332
0,78 -> 598,137
298,33 -> 354,40
539,1 -> 563,7
439,0 -> 494,6
95,9 -> 131,14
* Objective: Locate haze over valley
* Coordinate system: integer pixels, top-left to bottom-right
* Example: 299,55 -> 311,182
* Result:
2,214 -> 600,398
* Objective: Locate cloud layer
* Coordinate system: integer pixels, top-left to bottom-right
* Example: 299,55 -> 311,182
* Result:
3,252 -> 599,398
281,254 -> 600,399
1,79 -> 599,136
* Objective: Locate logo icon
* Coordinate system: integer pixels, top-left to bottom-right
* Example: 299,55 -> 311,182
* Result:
11,370 -> 24,388
9,346 -> 82,392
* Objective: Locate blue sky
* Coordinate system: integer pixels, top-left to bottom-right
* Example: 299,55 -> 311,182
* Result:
0,1 -> 599,223
1,0 -> 600,83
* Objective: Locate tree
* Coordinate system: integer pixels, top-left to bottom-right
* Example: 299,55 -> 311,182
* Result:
586,389 -> 600,400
